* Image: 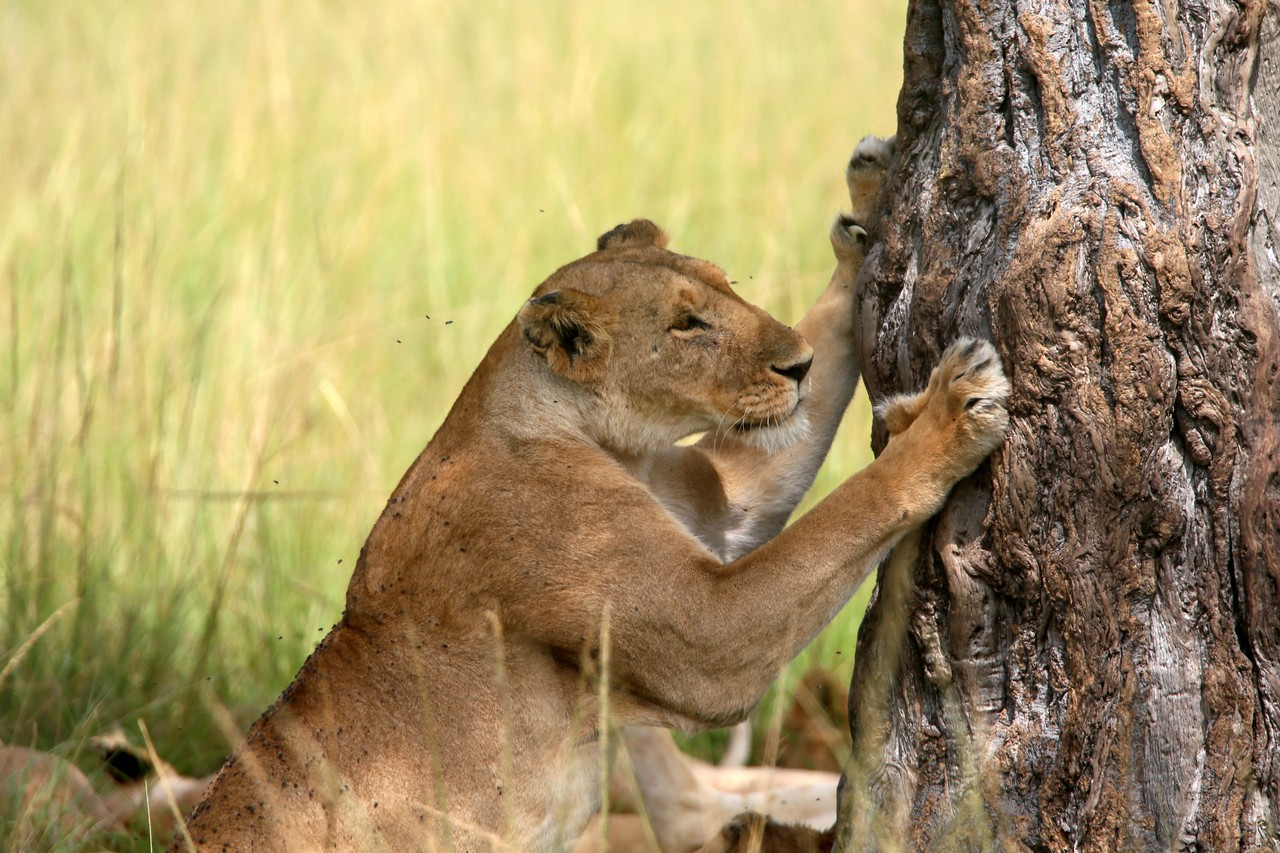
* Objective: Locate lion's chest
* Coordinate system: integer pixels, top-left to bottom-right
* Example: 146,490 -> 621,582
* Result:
524,737 -> 601,852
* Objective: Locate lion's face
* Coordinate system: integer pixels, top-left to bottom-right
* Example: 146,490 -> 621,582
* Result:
519,220 -> 814,452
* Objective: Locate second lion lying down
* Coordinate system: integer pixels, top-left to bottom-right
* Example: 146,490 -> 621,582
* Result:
181,138 -> 1010,852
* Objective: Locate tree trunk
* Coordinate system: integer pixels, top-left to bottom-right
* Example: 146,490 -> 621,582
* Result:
837,0 -> 1280,848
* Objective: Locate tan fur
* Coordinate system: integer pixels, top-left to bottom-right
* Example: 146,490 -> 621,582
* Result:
0,734 -> 213,847
588,726 -> 839,853
181,135 -> 1009,852
571,736 -> 839,853
572,814 -> 663,853
0,745 -> 123,843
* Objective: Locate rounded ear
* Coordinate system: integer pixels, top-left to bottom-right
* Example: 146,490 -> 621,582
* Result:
90,734 -> 155,783
518,289 -> 613,382
596,219 -> 669,251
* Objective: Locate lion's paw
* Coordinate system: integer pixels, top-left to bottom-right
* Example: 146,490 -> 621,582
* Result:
830,135 -> 895,264
933,337 -> 1010,416
877,389 -> 925,437
928,337 -> 1010,471
829,213 -> 868,261
878,338 -> 1009,473
848,134 -> 896,173
845,134 -> 896,225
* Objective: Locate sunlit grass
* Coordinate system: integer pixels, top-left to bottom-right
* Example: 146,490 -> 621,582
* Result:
0,0 -> 905,834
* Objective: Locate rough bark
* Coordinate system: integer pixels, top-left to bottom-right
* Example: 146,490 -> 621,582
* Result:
837,0 -> 1280,849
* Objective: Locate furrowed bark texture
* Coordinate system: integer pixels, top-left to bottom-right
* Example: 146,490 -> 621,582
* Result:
837,0 -> 1280,849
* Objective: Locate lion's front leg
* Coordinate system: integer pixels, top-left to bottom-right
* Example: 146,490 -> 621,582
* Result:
683,135 -> 897,555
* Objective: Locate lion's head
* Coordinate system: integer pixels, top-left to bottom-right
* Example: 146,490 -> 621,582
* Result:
517,220 -> 814,453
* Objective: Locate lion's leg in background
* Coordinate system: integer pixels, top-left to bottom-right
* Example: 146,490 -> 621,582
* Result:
571,728 -> 840,853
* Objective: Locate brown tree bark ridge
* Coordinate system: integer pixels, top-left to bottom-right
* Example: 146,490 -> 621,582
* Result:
839,0 -> 1280,848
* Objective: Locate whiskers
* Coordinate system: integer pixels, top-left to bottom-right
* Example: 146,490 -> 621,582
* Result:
713,406 -> 811,454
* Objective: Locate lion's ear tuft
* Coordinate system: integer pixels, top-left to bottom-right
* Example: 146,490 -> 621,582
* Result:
518,288 -> 613,382
596,219 -> 670,251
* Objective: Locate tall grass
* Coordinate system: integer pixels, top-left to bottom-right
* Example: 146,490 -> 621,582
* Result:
1,0 -> 904,826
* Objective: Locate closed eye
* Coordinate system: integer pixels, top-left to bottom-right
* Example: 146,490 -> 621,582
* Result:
669,315 -> 713,333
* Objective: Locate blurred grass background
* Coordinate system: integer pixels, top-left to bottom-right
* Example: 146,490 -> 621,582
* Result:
1,0 -> 904,841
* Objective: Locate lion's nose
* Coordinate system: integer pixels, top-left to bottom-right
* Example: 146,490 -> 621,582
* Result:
771,355 -> 813,384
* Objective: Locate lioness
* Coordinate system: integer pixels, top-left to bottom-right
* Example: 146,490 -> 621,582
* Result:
0,732 -> 213,845
181,137 -> 1009,852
